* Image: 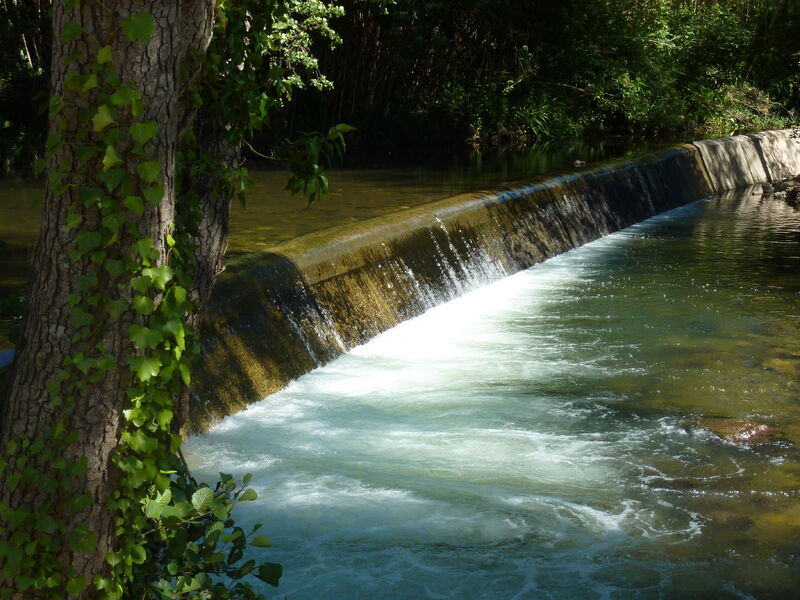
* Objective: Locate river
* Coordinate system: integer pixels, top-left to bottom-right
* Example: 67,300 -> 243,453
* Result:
184,189 -> 800,598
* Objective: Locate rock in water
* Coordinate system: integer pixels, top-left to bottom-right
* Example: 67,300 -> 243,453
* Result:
687,417 -> 788,445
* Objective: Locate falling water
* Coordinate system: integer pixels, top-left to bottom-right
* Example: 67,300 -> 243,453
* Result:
185,189 -> 800,598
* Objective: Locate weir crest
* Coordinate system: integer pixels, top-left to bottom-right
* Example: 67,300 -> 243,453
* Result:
189,130 -> 800,432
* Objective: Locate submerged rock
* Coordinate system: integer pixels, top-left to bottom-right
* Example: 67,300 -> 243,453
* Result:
687,417 -> 789,445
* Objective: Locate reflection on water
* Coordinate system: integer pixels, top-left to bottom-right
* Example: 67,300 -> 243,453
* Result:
0,138 -> 671,257
185,191 -> 800,598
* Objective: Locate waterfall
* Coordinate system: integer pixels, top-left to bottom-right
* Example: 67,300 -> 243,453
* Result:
189,130 -> 800,432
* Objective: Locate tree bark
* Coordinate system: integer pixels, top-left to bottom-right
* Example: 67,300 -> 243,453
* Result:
0,0 -> 214,595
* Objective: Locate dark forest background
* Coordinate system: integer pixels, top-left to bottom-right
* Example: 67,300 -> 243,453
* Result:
1,0 -> 798,171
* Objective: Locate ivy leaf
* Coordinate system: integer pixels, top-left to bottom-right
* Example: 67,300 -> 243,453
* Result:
179,362 -> 191,386
251,534 -> 272,547
122,12 -> 155,45
132,237 -> 158,261
137,160 -> 161,183
81,74 -> 99,92
65,576 -> 87,596
102,145 -> 122,170
76,144 -> 102,164
61,21 -> 84,43
132,295 -> 154,315
173,285 -> 187,304
131,276 -> 152,294
120,198 -> 143,220
143,183 -> 164,205
129,324 -> 163,350
129,356 -> 161,382
110,87 -> 141,107
156,409 -> 173,429
256,563 -> 283,587
142,265 -> 173,289
97,45 -> 113,64
129,122 -> 158,145
191,487 -> 214,512
103,261 -> 124,282
106,299 -> 127,319
92,105 -> 115,132
67,212 -> 82,230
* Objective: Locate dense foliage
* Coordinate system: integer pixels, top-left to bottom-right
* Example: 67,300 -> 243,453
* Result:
292,0 -> 799,152
2,0 -> 798,169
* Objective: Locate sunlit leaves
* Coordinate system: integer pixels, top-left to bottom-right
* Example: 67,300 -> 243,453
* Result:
128,356 -> 161,382
102,145 -> 123,170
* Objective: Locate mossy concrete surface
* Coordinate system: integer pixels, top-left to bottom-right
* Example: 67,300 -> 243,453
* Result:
189,130 -> 799,432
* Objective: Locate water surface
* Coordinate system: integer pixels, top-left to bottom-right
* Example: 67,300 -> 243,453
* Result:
185,191 -> 800,598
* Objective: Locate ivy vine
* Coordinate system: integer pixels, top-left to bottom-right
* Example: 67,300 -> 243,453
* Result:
0,1 -> 347,598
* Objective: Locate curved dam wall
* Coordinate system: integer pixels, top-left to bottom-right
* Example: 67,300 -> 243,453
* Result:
188,130 -> 799,431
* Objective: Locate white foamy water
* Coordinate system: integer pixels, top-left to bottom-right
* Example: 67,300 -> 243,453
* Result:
185,194 -> 800,598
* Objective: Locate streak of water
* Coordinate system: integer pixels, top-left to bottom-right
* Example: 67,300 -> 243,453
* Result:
185,191 -> 800,598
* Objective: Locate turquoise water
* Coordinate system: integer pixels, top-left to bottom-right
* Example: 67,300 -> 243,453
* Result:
185,191 -> 800,598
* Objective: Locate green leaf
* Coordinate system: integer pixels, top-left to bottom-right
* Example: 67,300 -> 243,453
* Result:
143,183 -> 164,205
334,123 -> 357,133
92,105 -> 115,132
67,212 -> 83,230
129,122 -> 158,145
132,237 -> 158,260
61,21 -> 84,43
156,409 -> 172,429
122,12 -> 155,45
97,45 -> 113,64
137,160 -> 161,183
104,259 -> 125,279
238,489 -> 257,502
131,295 -> 154,315
124,195 -> 144,216
142,265 -> 173,289
256,563 -> 283,587
250,534 -> 272,547
130,545 -> 146,564
129,356 -> 161,382
179,362 -> 191,386
102,145 -> 122,170
66,576 -> 87,595
153,489 -> 172,507
110,87 -> 141,107
106,299 -> 127,319
143,498 -> 162,520
191,487 -> 214,512
129,324 -> 163,350
76,144 -> 102,164
131,276 -> 152,294
82,74 -> 99,92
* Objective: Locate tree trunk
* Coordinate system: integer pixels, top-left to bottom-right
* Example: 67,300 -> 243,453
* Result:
0,0 -> 214,595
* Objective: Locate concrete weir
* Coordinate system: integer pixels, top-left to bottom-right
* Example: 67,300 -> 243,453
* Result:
189,130 -> 800,431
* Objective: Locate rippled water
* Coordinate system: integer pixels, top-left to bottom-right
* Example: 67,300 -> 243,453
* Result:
185,191 -> 800,598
